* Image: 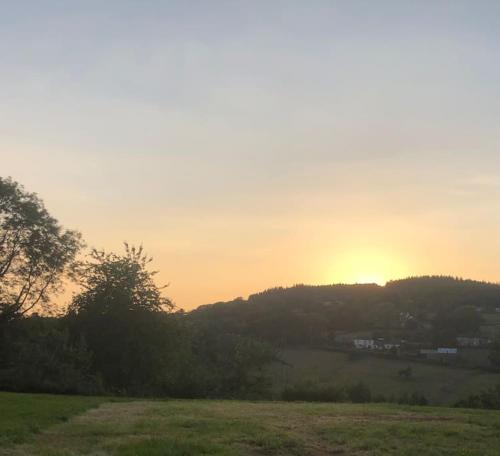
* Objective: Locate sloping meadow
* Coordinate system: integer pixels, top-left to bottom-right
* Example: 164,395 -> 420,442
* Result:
2,392 -> 500,455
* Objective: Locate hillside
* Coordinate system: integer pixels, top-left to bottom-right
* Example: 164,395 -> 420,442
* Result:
2,392 -> 500,455
189,276 -> 500,404
190,276 -> 500,351
271,348 -> 500,406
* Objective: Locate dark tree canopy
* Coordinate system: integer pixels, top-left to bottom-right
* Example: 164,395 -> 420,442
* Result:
0,177 -> 82,323
190,277 -> 500,347
70,244 -> 173,315
68,245 -> 176,393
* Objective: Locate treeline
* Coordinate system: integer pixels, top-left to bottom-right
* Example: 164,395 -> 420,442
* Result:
455,384 -> 500,410
282,382 -> 428,406
190,278 -> 497,347
0,310 -> 274,397
0,177 -> 274,398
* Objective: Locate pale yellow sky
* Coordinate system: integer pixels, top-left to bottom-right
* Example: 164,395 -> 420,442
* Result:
9,149 -> 500,309
3,2 -> 500,308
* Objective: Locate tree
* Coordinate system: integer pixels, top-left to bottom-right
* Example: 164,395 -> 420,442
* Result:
71,244 -> 172,315
188,327 -> 276,398
448,306 -> 483,334
398,366 -> 413,379
455,383 -> 500,409
0,315 -> 101,394
0,177 -> 82,324
68,245 -> 178,394
347,381 -> 372,403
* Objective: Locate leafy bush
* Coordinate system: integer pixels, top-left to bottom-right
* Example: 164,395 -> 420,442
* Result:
282,381 -> 375,403
347,381 -> 372,403
282,384 -> 348,402
455,383 -> 500,409
397,391 -> 428,406
0,316 -> 102,395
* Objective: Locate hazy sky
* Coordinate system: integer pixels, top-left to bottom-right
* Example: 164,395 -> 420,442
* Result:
3,1 -> 500,309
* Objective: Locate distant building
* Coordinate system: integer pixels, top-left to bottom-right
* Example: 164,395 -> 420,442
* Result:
353,338 -> 400,351
399,312 -> 413,323
456,336 -> 491,347
420,348 -> 458,357
353,339 -> 375,349
383,342 -> 400,350
437,347 -> 458,354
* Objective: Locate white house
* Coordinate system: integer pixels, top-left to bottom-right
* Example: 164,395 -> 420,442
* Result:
383,342 -> 400,350
456,336 -> 490,347
353,339 -> 375,349
420,348 -> 458,357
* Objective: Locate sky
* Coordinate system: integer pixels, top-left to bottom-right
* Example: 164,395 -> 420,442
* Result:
2,0 -> 500,309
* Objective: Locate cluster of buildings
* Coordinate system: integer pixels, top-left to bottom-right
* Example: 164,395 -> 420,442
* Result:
419,347 -> 458,356
347,335 -> 491,360
333,305 -> 497,366
353,338 -> 400,351
456,336 -> 491,347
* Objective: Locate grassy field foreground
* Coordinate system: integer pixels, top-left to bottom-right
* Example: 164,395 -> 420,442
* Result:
1,392 -> 500,455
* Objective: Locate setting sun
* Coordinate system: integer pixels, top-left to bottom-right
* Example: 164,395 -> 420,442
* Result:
323,248 -> 410,287
3,1 -> 500,311
354,274 -> 386,286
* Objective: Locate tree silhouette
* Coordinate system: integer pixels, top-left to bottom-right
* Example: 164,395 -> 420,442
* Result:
0,177 -> 81,324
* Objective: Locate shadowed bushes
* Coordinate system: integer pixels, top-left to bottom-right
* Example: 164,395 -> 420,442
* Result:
282,381 -> 427,406
455,383 -> 500,409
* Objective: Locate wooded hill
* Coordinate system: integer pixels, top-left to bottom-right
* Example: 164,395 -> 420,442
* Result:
189,276 -> 500,348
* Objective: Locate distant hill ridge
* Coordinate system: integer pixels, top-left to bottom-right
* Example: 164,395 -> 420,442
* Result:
189,276 -> 500,348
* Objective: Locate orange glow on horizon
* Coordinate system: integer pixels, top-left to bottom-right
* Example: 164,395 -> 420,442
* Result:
353,275 -> 386,286
322,248 -> 411,288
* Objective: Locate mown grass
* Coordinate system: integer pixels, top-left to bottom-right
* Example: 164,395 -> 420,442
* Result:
0,392 -> 106,447
2,393 -> 500,455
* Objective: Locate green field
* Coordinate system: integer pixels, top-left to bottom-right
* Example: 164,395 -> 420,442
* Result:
2,392 -> 500,455
0,392 -> 106,448
273,349 -> 500,405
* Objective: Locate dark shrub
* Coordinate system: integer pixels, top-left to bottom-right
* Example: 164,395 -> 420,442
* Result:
347,381 -> 372,403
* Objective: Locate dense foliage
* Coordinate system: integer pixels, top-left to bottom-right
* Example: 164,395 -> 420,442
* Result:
455,383 -> 500,410
0,177 -> 82,324
191,277 -> 496,347
282,382 -> 428,406
0,178 -> 275,398
0,316 -> 99,394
